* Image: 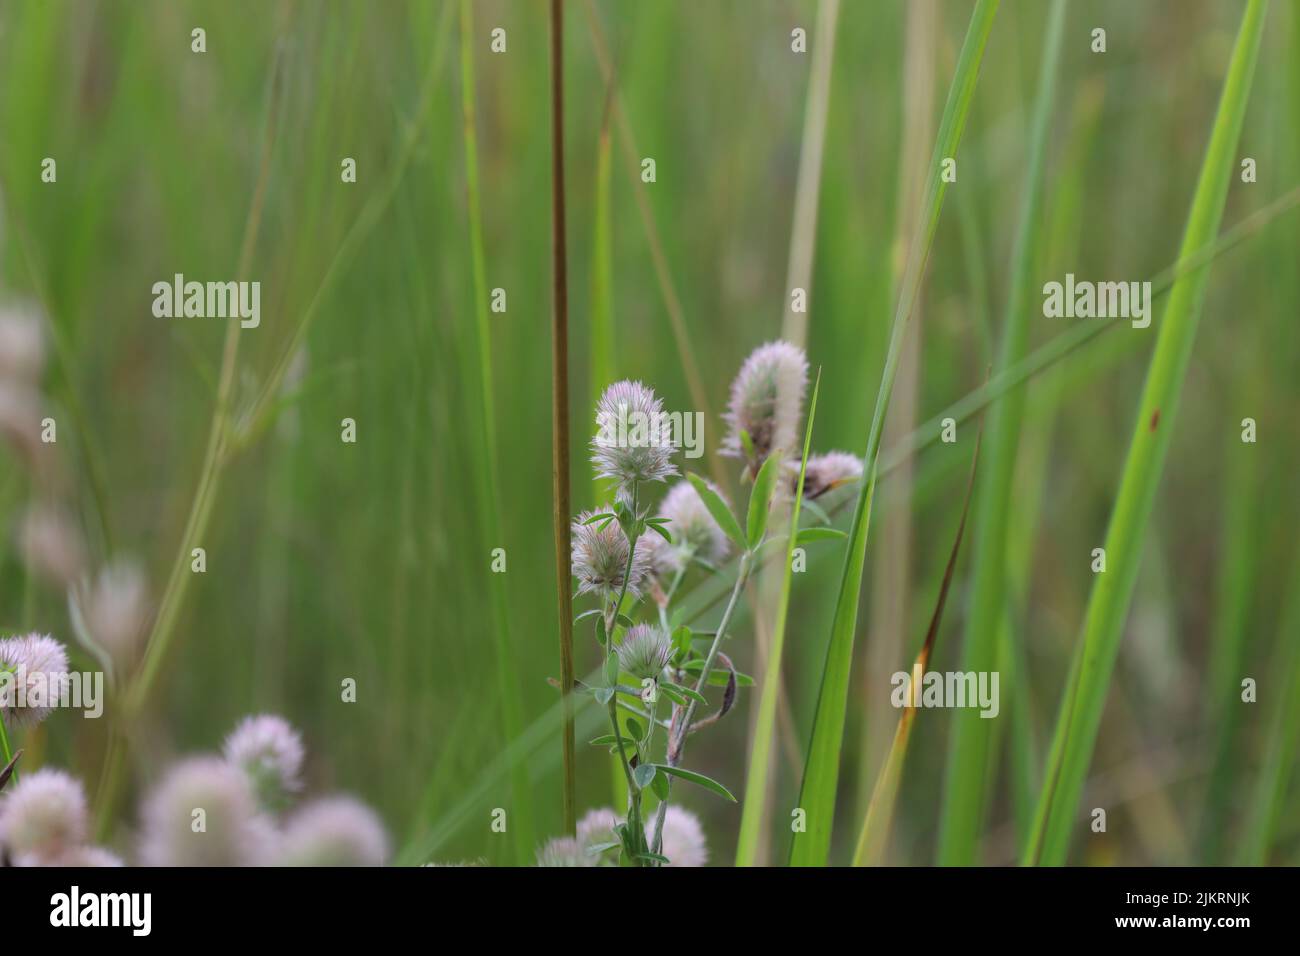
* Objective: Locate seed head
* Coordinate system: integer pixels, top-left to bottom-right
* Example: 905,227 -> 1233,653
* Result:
223,714 -> 305,812
138,757 -> 274,866
571,508 -> 650,601
616,624 -> 673,681
0,633 -> 71,728
276,796 -> 389,866
0,768 -> 87,862
591,380 -> 679,490
721,341 -> 809,470
81,558 -> 150,665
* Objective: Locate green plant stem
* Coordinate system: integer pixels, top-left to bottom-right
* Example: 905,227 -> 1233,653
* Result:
651,551 -> 752,859
549,0 -> 577,837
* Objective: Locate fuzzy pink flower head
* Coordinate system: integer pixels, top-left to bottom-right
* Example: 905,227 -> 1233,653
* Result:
536,835 -> 600,867
787,450 -> 864,500
616,624 -> 673,681
277,796 -> 389,866
0,306 -> 45,382
223,714 -> 305,811
591,380 -> 679,490
0,768 -> 88,863
0,633 -> 71,728
650,805 -> 708,867
571,508 -> 650,602
138,757 -> 274,866
721,341 -> 809,470
576,807 -> 619,855
653,479 -> 731,575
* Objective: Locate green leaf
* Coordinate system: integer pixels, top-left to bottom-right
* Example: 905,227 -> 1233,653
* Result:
661,681 -> 707,704
739,428 -> 755,461
658,684 -> 687,706
796,527 -> 846,545
789,0 -> 1000,868
736,370 -> 820,866
653,765 -> 737,802
603,651 -> 620,687
624,716 -> 645,741
594,687 -> 614,706
801,498 -> 831,526
646,522 -> 672,543
616,614 -> 635,630
581,512 -> 616,525
651,771 -> 670,801
574,608 -> 603,624
686,473 -> 744,548
588,733 -> 637,748
746,451 -> 783,550
1025,0 -> 1269,867
633,763 -> 657,790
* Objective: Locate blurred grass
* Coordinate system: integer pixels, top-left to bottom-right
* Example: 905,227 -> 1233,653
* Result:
0,0 -> 1295,867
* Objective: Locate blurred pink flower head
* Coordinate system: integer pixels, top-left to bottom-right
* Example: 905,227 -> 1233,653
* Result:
138,757 -> 274,866
223,714 -> 305,811
277,796 -> 389,866
0,768 -> 88,863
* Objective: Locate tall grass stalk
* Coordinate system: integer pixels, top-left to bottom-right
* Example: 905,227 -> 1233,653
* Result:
458,0 -> 534,864
780,0 -> 841,349
735,372 -> 821,866
548,0 -> 577,837
1026,0 -> 1268,866
788,0 -> 999,867
853,430 -> 980,865
936,0 -> 1067,866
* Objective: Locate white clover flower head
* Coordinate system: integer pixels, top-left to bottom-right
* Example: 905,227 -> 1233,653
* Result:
721,341 -> 809,469
536,835 -> 599,867
0,768 -> 88,862
222,714 -> 305,811
571,508 -> 650,601
276,796 -> 389,866
17,506 -> 86,587
591,380 -> 679,490
795,450 -> 864,499
651,805 -> 708,867
653,479 -> 730,574
0,306 -> 45,382
0,633 -> 71,728
576,807 -> 619,854
616,624 -> 673,681
82,558 -> 150,664
138,757 -> 274,866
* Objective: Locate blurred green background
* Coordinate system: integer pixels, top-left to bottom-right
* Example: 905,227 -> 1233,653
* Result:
0,0 -> 1297,865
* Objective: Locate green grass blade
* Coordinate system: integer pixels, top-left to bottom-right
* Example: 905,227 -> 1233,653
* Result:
1237,549 -> 1300,864
853,429 -> 980,866
1026,0 -> 1269,866
458,0 -> 534,864
735,371 -> 821,866
788,0 -> 999,867
936,0 -> 1067,866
